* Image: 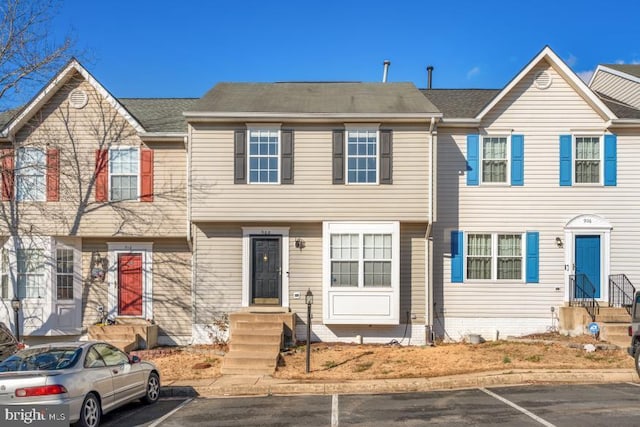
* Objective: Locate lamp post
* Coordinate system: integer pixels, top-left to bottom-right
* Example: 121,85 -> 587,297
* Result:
305,289 -> 313,374
11,297 -> 20,342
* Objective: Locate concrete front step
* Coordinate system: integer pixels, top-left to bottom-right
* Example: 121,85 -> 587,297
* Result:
230,343 -> 281,353
221,352 -> 279,375
231,333 -> 282,345
107,340 -> 138,353
233,321 -> 284,330
596,308 -> 631,323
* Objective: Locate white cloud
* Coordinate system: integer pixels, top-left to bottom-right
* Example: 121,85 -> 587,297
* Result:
466,66 -> 480,79
565,54 -> 577,67
576,70 -> 594,84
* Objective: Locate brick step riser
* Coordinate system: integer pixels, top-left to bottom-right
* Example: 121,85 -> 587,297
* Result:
231,326 -> 284,335
231,336 -> 282,347
230,322 -> 284,330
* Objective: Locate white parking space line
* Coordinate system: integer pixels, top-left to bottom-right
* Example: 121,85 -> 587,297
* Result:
147,397 -> 195,427
331,394 -> 339,427
480,388 -> 556,427
627,382 -> 640,387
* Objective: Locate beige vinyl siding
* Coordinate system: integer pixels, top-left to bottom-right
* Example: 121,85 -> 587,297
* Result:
194,222 -> 426,325
81,239 -> 191,339
590,69 -> 640,109
191,124 -> 429,222
435,62 -> 640,322
5,72 -> 187,238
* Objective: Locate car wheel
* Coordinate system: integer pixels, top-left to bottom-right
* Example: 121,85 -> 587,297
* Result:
142,372 -> 160,404
77,393 -> 101,427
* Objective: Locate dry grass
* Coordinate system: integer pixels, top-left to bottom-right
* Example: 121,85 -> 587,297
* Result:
142,333 -> 633,382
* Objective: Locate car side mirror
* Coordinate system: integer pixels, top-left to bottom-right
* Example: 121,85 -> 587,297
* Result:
129,355 -> 141,364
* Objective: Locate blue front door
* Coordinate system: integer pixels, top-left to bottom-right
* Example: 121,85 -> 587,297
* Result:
575,235 -> 601,299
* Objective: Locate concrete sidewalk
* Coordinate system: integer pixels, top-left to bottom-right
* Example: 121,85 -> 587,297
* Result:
160,368 -> 638,398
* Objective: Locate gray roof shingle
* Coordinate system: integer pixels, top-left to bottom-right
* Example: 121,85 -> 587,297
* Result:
191,82 -> 440,115
595,91 -> 640,119
420,89 -> 499,118
119,98 -> 198,133
602,64 -> 640,79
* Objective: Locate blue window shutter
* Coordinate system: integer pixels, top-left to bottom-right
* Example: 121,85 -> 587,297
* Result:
451,231 -> 464,283
466,135 -> 479,186
559,135 -> 572,186
526,232 -> 539,283
511,134 -> 524,186
604,134 -> 617,186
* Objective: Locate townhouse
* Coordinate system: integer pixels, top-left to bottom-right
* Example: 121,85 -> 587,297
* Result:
1,46 -> 639,348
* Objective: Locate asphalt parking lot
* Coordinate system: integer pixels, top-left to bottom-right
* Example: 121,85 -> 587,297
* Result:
105,383 -> 640,426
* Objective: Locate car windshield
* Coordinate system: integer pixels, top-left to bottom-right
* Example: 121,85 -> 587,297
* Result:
0,347 -> 82,372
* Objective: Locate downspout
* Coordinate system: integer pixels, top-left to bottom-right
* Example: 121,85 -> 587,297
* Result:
185,127 -> 196,343
426,116 -> 437,344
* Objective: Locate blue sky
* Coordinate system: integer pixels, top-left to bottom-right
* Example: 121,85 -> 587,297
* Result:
46,0 -> 640,99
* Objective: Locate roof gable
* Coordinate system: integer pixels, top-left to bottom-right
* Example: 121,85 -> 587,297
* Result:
476,46 -> 616,121
1,59 -> 145,138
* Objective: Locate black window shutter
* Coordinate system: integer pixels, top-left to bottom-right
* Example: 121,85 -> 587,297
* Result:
380,129 -> 393,184
234,130 -> 246,184
332,130 -> 345,184
281,130 -> 294,184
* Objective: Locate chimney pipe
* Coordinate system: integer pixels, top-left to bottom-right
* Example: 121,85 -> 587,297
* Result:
382,60 -> 391,83
427,65 -> 434,89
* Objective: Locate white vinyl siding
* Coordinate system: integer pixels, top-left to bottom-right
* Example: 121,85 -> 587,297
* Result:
16,148 -> 46,201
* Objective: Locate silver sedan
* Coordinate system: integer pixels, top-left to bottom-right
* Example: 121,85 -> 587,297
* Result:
0,341 -> 160,427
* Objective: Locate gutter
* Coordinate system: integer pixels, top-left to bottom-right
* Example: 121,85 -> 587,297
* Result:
438,118 -> 481,127
426,116 -> 438,344
183,111 -> 443,122
609,119 -> 640,128
139,132 -> 187,142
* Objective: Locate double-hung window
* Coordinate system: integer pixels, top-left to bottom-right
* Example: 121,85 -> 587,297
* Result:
324,222 -> 400,324
482,137 -> 508,183
347,129 -> 378,184
248,128 -> 279,184
330,233 -> 392,288
466,233 -> 523,281
109,148 -> 139,201
16,147 -> 46,201
575,136 -> 600,184
17,248 -> 45,298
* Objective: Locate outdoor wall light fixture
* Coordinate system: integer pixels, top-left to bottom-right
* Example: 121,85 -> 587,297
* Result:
555,237 -> 564,248
91,251 -> 107,281
295,238 -> 306,250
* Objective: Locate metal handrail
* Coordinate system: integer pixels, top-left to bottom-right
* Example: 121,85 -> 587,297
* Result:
569,274 -> 599,321
609,274 -> 636,314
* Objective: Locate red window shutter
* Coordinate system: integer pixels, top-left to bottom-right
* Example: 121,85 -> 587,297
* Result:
46,148 -> 60,201
1,149 -> 14,201
95,149 -> 108,202
140,148 -> 153,202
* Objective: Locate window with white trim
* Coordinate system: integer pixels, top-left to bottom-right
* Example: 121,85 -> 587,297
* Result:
109,148 -> 139,201
16,147 -> 46,201
481,136 -> 508,183
56,248 -> 73,300
248,128 -> 279,183
466,233 -> 523,280
347,129 -> 378,184
575,136 -> 600,184
330,232 -> 392,288
17,248 -> 45,298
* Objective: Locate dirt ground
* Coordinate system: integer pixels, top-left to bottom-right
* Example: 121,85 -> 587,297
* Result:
144,333 -> 635,382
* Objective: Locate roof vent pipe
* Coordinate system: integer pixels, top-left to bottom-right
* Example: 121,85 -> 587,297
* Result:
382,60 -> 391,83
427,65 -> 434,89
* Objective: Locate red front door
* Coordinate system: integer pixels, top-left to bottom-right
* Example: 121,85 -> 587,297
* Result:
118,253 -> 143,316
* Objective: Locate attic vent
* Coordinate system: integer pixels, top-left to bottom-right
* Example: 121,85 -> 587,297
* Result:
533,71 -> 552,90
68,89 -> 88,109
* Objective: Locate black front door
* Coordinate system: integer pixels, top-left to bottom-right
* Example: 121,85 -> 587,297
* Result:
251,236 -> 281,305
